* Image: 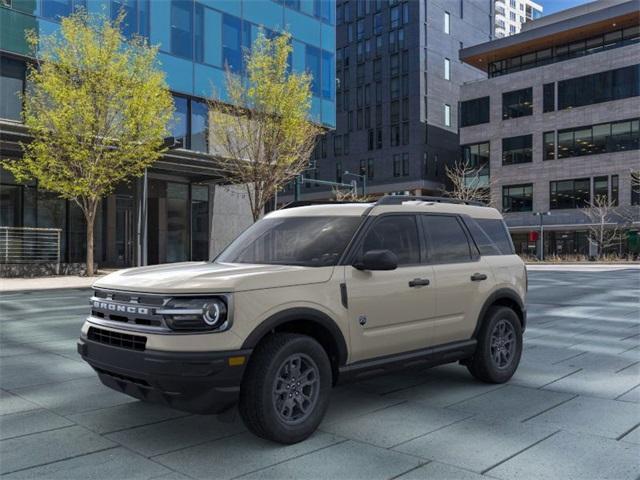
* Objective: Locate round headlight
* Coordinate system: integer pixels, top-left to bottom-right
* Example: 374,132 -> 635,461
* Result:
203,300 -> 227,326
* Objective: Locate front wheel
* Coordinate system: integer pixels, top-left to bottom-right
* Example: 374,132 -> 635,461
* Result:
467,306 -> 522,383
239,333 -> 332,444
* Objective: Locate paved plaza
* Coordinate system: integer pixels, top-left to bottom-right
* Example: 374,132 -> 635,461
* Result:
0,266 -> 639,479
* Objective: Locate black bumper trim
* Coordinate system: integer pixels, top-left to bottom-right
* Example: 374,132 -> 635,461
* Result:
78,337 -> 251,414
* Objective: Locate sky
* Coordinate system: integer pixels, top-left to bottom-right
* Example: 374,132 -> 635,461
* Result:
541,0 -> 594,15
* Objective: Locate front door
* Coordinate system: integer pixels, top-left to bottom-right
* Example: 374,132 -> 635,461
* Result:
421,214 -> 493,345
115,195 -> 134,267
346,214 -> 437,362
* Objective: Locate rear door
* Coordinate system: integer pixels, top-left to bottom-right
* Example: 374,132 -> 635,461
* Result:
421,214 -> 493,345
345,214 -> 437,362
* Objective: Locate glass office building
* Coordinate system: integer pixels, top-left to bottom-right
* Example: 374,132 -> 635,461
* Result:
0,0 -> 335,269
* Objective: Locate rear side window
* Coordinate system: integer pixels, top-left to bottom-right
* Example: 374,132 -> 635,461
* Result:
360,215 -> 421,265
422,215 -> 472,263
466,218 -> 515,255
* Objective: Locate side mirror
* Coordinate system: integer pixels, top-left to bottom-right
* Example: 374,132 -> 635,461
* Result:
353,249 -> 398,271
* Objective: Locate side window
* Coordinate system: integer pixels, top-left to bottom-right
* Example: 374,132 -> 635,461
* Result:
464,218 -> 501,256
422,215 -> 472,263
476,218 -> 514,255
360,215 -> 420,265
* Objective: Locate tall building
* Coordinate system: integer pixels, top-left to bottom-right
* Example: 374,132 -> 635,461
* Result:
459,0 -> 639,257
494,0 -> 542,38
0,0 -> 335,271
283,0 -> 492,202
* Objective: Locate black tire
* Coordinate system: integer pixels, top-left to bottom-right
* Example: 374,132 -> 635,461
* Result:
467,306 -> 522,383
238,333 -> 332,444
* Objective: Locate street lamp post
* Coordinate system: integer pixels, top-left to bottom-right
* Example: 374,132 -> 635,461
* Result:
533,211 -> 550,261
344,171 -> 367,196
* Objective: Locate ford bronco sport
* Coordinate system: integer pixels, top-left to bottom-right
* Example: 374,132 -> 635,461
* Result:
78,196 -> 526,444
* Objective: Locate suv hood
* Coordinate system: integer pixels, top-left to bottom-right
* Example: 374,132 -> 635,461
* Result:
93,262 -> 335,294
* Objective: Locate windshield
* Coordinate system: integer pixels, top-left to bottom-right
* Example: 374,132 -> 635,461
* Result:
216,216 -> 362,267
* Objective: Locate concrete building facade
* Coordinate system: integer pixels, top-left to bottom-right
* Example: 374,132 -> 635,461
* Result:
285,0 -> 492,201
494,0 -> 542,38
459,0 -> 640,258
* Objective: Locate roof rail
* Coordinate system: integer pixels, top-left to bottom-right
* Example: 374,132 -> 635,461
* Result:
281,200 -> 371,209
375,195 -> 486,207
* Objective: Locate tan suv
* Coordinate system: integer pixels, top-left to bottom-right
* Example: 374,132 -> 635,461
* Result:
78,196 -> 526,444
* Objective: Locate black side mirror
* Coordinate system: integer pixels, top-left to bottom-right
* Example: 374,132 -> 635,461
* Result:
353,249 -> 398,271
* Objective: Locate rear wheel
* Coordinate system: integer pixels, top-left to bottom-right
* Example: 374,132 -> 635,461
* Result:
467,306 -> 522,383
239,333 -> 332,444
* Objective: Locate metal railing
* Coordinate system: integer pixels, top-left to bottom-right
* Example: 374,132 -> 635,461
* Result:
0,227 -> 62,270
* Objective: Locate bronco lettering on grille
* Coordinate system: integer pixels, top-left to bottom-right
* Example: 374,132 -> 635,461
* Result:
92,301 -> 150,315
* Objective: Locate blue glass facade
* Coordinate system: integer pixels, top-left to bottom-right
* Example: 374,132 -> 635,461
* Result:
0,0 -> 336,128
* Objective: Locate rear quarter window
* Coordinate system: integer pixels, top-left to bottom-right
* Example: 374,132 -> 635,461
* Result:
466,218 -> 515,255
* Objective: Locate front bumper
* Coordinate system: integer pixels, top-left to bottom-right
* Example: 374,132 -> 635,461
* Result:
77,336 -> 251,414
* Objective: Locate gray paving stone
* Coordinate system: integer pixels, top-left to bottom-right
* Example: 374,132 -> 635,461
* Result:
321,401 -> 471,448
617,385 -> 640,403
448,385 -> 574,421
542,369 -> 640,399
520,345 -> 587,365
12,377 -> 136,415
238,440 -> 422,480
525,396 -> 640,439
0,426 -> 115,475
395,461 -> 489,480
619,426 -> 640,445
385,377 -> 504,408
487,431 -> 640,480
509,361 -> 581,389
0,408 -> 73,440
394,418 -> 557,473
352,368 -> 432,395
3,447 -> 170,479
106,414 -> 246,457
155,431 -> 343,479
555,352 -> 639,373
321,386 -> 405,425
0,390 -> 39,416
70,401 -> 189,434
0,353 -> 93,389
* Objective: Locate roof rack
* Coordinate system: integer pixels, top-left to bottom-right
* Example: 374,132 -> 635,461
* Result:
375,195 -> 486,207
281,200 -> 371,209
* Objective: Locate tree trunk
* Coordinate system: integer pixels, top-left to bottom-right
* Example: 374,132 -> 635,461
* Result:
86,214 -> 95,276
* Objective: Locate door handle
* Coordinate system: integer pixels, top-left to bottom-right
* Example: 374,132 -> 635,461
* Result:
471,273 -> 488,282
409,278 -> 430,287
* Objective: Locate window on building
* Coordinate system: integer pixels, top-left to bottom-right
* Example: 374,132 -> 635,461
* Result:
594,175 -> 608,202
558,64 -> 640,110
356,18 -> 364,39
170,95 -> 189,148
502,87 -> 533,119
171,0 -> 194,59
391,125 -> 400,146
550,178 -> 591,209
190,99 -> 208,153
390,54 -> 400,76
0,56 -> 25,121
460,96 -> 489,127
374,12 -> 383,34
557,118 -> 640,158
402,153 -> 410,176
390,5 -> 400,29
41,0 -> 86,20
502,134 -> 532,165
503,184 -> 533,212
393,154 -> 401,176
611,175 -> 619,206
543,82 -> 555,113
222,13 -> 242,71
367,158 -> 375,179
461,142 -> 490,184
368,129 -> 374,150
444,104 -> 451,127
390,78 -> 400,99
336,161 -> 343,183
632,172 -> 640,206
306,45 -> 321,97
376,129 -> 383,149
344,133 -> 350,155
402,122 -> 409,145
444,58 -> 451,80
334,135 -> 342,156
543,131 -> 555,160
321,50 -> 334,100
444,11 -> 450,34
111,0 -> 149,38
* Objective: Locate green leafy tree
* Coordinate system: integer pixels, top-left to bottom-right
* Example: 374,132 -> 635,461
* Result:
3,11 -> 173,275
208,31 -> 321,221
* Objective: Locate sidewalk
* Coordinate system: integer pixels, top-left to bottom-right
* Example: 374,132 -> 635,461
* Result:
0,273 -> 109,293
526,263 -> 640,271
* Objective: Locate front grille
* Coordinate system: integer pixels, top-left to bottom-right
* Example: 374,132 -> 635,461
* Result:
88,326 -> 147,351
90,289 -> 168,331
